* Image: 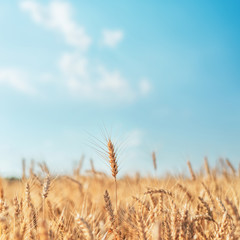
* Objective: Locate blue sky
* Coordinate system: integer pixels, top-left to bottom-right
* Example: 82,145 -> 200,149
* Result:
0,0 -> 240,176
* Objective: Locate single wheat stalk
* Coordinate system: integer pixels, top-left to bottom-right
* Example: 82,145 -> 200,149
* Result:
152,151 -> 157,173
25,182 -> 31,208
187,160 -> 196,181
107,139 -> 118,213
30,202 -> 37,230
204,156 -> 211,178
104,190 -> 115,226
22,158 -> 26,181
104,189 -> 122,239
42,174 -> 50,220
225,158 -> 236,176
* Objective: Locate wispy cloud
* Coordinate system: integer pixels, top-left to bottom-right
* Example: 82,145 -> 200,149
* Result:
0,68 -> 36,95
20,0 -> 91,50
59,52 -> 89,79
59,52 -> 136,102
19,0 -> 151,103
102,29 -> 124,48
97,66 -> 130,93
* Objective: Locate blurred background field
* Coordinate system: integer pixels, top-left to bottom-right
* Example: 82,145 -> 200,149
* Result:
0,157 -> 240,239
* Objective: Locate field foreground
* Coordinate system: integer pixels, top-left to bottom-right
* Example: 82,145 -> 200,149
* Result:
0,159 -> 240,240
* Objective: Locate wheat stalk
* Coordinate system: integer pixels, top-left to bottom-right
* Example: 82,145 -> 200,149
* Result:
107,139 -> 118,214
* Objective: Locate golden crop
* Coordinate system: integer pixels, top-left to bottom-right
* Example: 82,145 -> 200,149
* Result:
0,148 -> 239,239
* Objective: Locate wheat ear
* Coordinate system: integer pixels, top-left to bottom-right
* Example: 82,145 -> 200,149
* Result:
187,160 -> 196,181
107,139 -> 118,212
152,151 -> 157,173
42,174 -> 50,220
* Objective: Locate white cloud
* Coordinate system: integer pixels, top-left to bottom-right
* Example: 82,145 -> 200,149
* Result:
102,29 -> 124,48
0,68 -> 36,95
97,66 -> 130,92
59,52 -> 89,79
58,52 -> 135,102
19,1 -> 151,103
20,0 -> 91,50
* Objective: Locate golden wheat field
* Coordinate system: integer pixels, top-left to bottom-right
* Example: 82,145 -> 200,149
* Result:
0,141 -> 240,240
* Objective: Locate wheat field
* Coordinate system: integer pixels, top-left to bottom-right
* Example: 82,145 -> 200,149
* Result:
0,141 -> 239,239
